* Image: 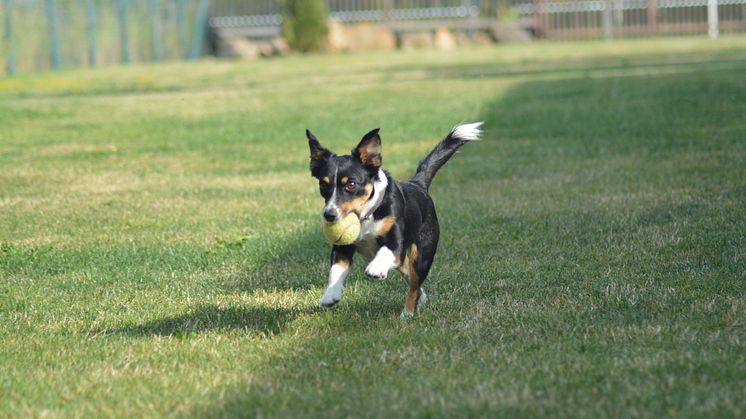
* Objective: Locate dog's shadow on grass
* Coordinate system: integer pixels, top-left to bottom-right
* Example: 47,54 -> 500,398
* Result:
110,304 -> 308,338
109,295 -> 399,338
106,224 -> 405,338
216,226 -> 332,293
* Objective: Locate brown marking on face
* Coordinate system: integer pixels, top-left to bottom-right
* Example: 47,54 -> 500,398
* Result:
338,183 -> 373,217
340,176 -> 349,185
322,177 -> 330,185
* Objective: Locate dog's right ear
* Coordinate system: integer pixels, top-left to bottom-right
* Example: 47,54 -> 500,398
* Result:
352,128 -> 382,170
307,129 -> 332,174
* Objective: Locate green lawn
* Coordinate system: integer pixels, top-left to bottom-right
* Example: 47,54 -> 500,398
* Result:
1,36 -> 745,418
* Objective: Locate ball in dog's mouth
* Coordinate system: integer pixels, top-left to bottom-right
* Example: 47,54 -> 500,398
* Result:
323,213 -> 361,245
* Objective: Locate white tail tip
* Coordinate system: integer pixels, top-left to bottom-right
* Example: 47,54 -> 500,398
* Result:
452,121 -> 483,141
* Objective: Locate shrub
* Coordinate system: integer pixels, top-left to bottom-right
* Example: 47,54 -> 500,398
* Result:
282,0 -> 328,52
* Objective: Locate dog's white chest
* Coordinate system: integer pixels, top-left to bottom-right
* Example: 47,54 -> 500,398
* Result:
354,216 -> 381,260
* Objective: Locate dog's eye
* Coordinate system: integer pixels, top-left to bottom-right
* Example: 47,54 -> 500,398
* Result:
344,180 -> 357,191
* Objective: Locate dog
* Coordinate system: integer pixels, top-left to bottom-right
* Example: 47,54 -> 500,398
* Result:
306,122 -> 482,317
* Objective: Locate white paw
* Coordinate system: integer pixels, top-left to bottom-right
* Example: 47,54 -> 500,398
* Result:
319,288 -> 343,308
419,288 -> 428,306
365,247 -> 395,280
365,260 -> 390,280
400,309 -> 415,318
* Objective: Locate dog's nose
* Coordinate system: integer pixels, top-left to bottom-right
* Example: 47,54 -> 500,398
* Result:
323,209 -> 339,222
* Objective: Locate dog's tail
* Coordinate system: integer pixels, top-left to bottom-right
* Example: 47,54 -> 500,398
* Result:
410,122 -> 483,191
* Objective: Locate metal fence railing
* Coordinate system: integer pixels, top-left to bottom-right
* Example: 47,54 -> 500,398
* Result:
527,0 -> 746,39
2,0 -> 746,76
208,0 -> 746,39
1,0 -> 209,76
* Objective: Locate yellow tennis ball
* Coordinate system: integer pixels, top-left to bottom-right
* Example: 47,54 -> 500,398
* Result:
323,213 -> 361,245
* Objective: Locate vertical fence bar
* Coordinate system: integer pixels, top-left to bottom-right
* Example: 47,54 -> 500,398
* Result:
189,0 -> 209,60
118,0 -> 130,63
86,0 -> 97,66
614,0 -> 623,35
534,0 -> 549,37
602,0 -> 613,38
383,0 -> 393,27
708,0 -> 719,37
648,0 -> 657,34
175,0 -> 187,58
149,0 -> 163,61
46,0 -> 61,69
3,0 -> 14,76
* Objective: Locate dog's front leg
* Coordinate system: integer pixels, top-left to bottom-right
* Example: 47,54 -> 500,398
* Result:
319,245 -> 355,308
365,246 -> 397,280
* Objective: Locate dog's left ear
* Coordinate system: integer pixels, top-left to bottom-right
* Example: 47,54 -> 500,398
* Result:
353,128 -> 382,170
307,129 -> 332,174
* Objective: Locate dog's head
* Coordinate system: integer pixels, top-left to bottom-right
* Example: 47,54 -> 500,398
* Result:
307,128 -> 382,222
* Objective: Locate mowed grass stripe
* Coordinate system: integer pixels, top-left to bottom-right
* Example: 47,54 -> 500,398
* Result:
1,36 -> 745,417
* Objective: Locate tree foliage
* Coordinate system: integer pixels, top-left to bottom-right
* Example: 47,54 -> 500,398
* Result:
282,0 -> 328,52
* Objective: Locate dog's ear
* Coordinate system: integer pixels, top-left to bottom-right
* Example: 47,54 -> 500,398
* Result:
307,129 -> 332,174
352,128 -> 382,170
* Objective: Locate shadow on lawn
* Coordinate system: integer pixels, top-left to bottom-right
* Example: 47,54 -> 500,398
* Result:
110,226 -> 402,338
421,56 -> 746,81
218,227 -> 330,293
113,304 -> 306,337
182,55 -> 746,416
110,295 -> 400,338
113,54 -> 746,343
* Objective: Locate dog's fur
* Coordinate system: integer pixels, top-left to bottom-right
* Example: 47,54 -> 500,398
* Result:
307,122 -> 482,317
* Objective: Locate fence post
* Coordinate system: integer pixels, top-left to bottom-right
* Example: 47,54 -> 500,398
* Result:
464,0 -> 478,32
383,0 -> 393,28
149,0 -> 163,61
175,0 -> 187,58
647,0 -> 657,35
86,0 -> 97,66
118,0 -> 130,63
45,0 -> 61,70
602,0 -> 613,39
3,0 -> 15,76
188,0 -> 209,60
534,0 -> 549,38
708,0 -> 719,38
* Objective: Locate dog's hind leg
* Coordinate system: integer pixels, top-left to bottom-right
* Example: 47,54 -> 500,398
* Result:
400,242 -> 435,318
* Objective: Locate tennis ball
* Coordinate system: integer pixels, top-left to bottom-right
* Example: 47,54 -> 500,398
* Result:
323,213 -> 361,245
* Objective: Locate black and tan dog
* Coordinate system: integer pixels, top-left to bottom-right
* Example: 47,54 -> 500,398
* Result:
307,122 -> 482,317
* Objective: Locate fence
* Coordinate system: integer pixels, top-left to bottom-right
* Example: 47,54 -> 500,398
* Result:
528,0 -> 746,39
1,0 -> 210,76
209,0 -> 746,39
3,0 -> 746,76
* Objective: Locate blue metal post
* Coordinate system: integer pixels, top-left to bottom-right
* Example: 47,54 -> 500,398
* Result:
45,0 -> 61,70
3,0 -> 15,76
175,0 -> 187,58
86,0 -> 96,66
148,0 -> 162,61
118,0 -> 130,64
189,0 -> 209,60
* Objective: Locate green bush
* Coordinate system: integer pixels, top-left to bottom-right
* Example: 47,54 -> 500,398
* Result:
282,0 -> 328,52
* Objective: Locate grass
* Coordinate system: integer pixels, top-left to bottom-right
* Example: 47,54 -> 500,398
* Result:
1,36 -> 745,418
